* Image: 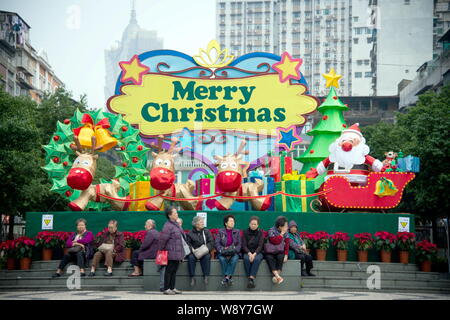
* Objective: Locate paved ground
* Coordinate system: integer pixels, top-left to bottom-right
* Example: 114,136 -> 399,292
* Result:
0,290 -> 449,300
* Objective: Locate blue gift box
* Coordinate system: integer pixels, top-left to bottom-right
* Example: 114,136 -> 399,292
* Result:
397,155 -> 420,173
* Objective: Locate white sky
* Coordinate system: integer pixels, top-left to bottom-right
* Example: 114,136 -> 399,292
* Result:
1,0 -> 216,109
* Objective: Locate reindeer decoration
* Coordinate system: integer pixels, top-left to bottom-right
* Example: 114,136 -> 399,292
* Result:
206,140 -> 271,211
66,135 -> 130,211
145,136 -> 200,211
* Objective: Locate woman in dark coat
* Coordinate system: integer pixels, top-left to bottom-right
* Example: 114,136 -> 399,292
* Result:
242,216 -> 265,288
186,216 -> 214,286
158,206 -> 188,295
215,214 -> 241,287
129,219 -> 159,277
52,218 -> 93,277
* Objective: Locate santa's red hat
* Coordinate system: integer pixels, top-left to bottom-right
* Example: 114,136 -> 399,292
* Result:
342,123 -> 362,137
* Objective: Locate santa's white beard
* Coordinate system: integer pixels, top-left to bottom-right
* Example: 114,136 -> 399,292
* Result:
329,142 -> 369,170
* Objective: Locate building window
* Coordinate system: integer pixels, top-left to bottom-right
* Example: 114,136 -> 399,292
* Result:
355,72 -> 362,78
353,16 -> 359,22
367,37 -> 373,44
357,60 -> 363,66
353,38 -> 359,44
364,60 -> 370,65
404,0 -> 410,5
365,72 -> 372,78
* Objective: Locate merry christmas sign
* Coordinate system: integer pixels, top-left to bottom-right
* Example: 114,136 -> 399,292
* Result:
107,40 -> 319,171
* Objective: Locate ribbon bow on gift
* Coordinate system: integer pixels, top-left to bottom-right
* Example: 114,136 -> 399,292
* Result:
282,170 -> 302,181
136,175 -> 150,182
374,177 -> 398,197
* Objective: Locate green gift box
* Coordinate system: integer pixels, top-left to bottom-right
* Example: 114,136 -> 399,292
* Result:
274,178 -> 315,212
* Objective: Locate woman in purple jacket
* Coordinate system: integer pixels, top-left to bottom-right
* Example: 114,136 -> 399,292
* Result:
215,214 -> 241,287
158,206 -> 188,295
129,219 -> 159,277
52,218 -> 94,278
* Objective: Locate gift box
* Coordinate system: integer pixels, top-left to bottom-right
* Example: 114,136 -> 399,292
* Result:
397,155 -> 420,173
195,174 -> 216,196
274,174 -> 315,212
269,151 -> 293,182
129,176 -> 162,211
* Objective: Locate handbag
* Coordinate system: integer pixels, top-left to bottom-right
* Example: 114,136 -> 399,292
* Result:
220,245 -> 236,256
192,231 -> 209,259
181,235 -> 191,257
67,245 -> 83,254
264,239 -> 285,254
155,250 -> 168,266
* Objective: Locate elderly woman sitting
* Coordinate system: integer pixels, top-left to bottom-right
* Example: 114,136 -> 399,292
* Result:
186,216 -> 214,286
129,219 -> 159,277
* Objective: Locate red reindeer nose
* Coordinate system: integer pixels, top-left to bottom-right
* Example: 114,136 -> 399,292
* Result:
150,167 -> 175,190
216,171 -> 242,192
67,168 -> 93,190
341,142 -> 353,152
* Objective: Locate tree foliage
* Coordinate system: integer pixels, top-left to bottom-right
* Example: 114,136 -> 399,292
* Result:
363,86 -> 450,221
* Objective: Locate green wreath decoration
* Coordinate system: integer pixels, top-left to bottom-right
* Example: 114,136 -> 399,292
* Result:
42,109 -> 149,210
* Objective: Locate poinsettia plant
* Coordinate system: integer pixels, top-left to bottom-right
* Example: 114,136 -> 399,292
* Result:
300,231 -> 314,249
374,231 -> 397,252
54,231 -> 73,249
312,231 -> 330,250
415,240 -> 438,262
0,240 -> 17,258
123,231 -> 140,249
396,232 -> 416,252
353,233 -> 374,251
14,237 -> 35,259
331,232 -> 350,250
34,231 -> 60,249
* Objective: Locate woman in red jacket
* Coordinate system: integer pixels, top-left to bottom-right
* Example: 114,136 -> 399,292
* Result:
264,216 -> 290,284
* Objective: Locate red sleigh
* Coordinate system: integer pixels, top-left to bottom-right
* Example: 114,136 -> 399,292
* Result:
318,172 -> 415,212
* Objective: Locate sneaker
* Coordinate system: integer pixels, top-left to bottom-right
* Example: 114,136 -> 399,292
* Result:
190,277 -> 196,287
80,272 -> 86,277
301,270 -> 308,277
203,276 -> 209,285
307,271 -> 316,277
163,289 -> 175,295
88,271 -> 96,277
247,278 -> 255,289
104,271 -> 113,277
51,273 -> 61,278
221,277 -> 228,286
172,288 -> 182,294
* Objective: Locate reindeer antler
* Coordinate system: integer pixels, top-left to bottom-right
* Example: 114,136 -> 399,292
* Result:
149,135 -> 164,153
90,135 -> 103,153
234,140 -> 249,157
168,137 -> 180,154
71,136 -> 83,153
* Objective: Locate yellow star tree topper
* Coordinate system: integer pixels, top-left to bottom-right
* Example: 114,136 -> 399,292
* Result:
322,68 -> 342,88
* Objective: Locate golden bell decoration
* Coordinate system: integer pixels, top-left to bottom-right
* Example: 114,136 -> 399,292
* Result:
77,124 -> 94,149
95,126 -> 117,152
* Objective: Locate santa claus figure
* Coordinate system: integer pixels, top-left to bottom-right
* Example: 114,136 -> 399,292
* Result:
305,123 -> 384,185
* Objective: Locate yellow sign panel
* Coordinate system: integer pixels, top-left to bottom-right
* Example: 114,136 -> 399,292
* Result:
108,73 -> 318,136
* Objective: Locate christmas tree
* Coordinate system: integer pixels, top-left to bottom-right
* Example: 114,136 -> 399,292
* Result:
295,68 -> 348,189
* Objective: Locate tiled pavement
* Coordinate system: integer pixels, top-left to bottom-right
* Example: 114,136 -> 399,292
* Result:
0,290 -> 449,300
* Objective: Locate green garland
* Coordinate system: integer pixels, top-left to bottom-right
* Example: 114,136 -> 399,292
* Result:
42,109 -> 148,210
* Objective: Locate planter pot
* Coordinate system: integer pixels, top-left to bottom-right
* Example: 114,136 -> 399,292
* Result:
316,249 -> 327,261
19,257 -> 31,270
6,258 -> 16,270
399,251 -> 409,264
124,248 -> 132,260
211,248 -> 216,259
420,260 -> 432,272
42,248 -> 53,261
380,250 -> 392,263
337,249 -> 348,262
357,250 -> 369,262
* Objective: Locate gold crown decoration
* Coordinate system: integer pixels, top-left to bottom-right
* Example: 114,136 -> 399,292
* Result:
193,40 -> 234,68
